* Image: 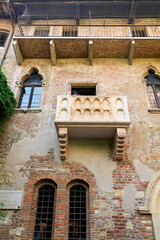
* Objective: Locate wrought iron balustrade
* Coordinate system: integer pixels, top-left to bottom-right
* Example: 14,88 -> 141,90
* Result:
15,23 -> 160,38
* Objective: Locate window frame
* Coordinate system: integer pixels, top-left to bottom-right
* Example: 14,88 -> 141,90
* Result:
34,27 -> 50,37
18,84 -> 42,109
147,83 -> 160,109
18,72 -> 42,109
131,26 -> 147,37
68,181 -> 90,240
69,82 -> 97,96
33,182 -> 56,240
145,69 -> 160,110
0,31 -> 9,48
63,26 -> 78,37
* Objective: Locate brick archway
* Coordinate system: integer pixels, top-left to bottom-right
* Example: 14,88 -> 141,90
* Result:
17,156 -> 98,240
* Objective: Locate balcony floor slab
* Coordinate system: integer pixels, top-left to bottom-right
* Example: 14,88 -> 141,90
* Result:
13,37 -> 160,60
68,126 -> 115,139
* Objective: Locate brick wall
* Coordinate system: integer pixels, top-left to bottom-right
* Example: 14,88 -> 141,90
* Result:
0,40 -> 160,239
7,155 -> 98,240
0,149 -> 155,240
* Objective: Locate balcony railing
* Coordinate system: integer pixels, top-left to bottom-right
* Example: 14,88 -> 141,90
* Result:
15,24 -> 160,38
55,95 -> 130,123
13,19 -> 160,65
55,95 -> 130,160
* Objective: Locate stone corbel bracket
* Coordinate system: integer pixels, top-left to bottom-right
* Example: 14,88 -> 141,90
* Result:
114,128 -> 127,161
59,127 -> 68,160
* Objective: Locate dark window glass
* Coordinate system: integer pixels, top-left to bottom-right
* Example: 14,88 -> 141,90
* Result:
71,86 -> 96,96
63,30 -> 78,37
0,32 -> 9,47
34,184 -> 55,240
69,185 -> 87,240
145,70 -> 160,109
132,27 -> 147,37
18,71 -> 42,109
34,29 -> 49,37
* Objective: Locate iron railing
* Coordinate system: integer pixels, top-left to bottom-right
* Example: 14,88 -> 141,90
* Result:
15,23 -> 160,38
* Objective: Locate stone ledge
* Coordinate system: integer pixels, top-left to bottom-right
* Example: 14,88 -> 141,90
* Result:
14,108 -> 42,113
148,108 -> 160,114
138,206 -> 151,215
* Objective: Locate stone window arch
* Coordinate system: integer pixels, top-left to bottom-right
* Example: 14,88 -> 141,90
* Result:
144,67 -> 160,109
33,179 -> 57,240
17,68 -> 45,109
139,171 -> 160,239
67,180 -> 89,240
0,31 -> 9,47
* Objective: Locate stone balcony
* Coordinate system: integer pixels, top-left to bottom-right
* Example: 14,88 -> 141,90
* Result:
13,24 -> 160,66
55,95 -> 130,160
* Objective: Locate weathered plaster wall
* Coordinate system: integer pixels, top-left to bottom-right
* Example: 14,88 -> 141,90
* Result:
68,139 -> 116,192
1,57 -> 160,189
0,19 -> 160,239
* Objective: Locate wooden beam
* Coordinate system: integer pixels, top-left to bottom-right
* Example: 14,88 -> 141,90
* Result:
128,40 -> 135,66
13,40 -> 23,66
50,40 -> 56,66
88,40 -> 93,66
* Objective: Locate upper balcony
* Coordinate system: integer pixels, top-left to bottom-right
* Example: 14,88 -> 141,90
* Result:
13,19 -> 160,66
55,95 -> 130,160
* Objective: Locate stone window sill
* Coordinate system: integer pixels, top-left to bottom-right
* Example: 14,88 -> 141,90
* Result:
14,108 -> 42,113
148,108 -> 160,114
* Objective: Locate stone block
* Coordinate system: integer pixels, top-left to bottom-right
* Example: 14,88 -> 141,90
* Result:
114,190 -> 124,197
126,220 -> 133,230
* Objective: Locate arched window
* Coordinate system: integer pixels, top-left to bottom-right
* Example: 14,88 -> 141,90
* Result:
69,183 -> 89,240
34,184 -> 56,240
0,32 -> 9,47
145,69 -> 160,109
18,70 -> 42,109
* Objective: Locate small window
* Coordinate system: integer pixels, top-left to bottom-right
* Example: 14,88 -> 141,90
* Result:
145,69 -> 160,109
63,26 -> 78,37
34,27 -> 49,37
18,70 -> 42,109
69,184 -> 88,240
132,27 -> 147,37
71,85 -> 96,96
34,184 -> 56,240
131,27 -> 147,37
0,32 -> 9,47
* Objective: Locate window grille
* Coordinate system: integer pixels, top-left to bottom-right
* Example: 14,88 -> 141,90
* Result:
131,27 -> 147,37
18,71 -> 42,109
145,70 -> 160,109
69,185 -> 88,240
34,28 -> 49,37
63,30 -> 78,37
0,32 -> 9,47
34,184 -> 55,240
63,26 -> 78,37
